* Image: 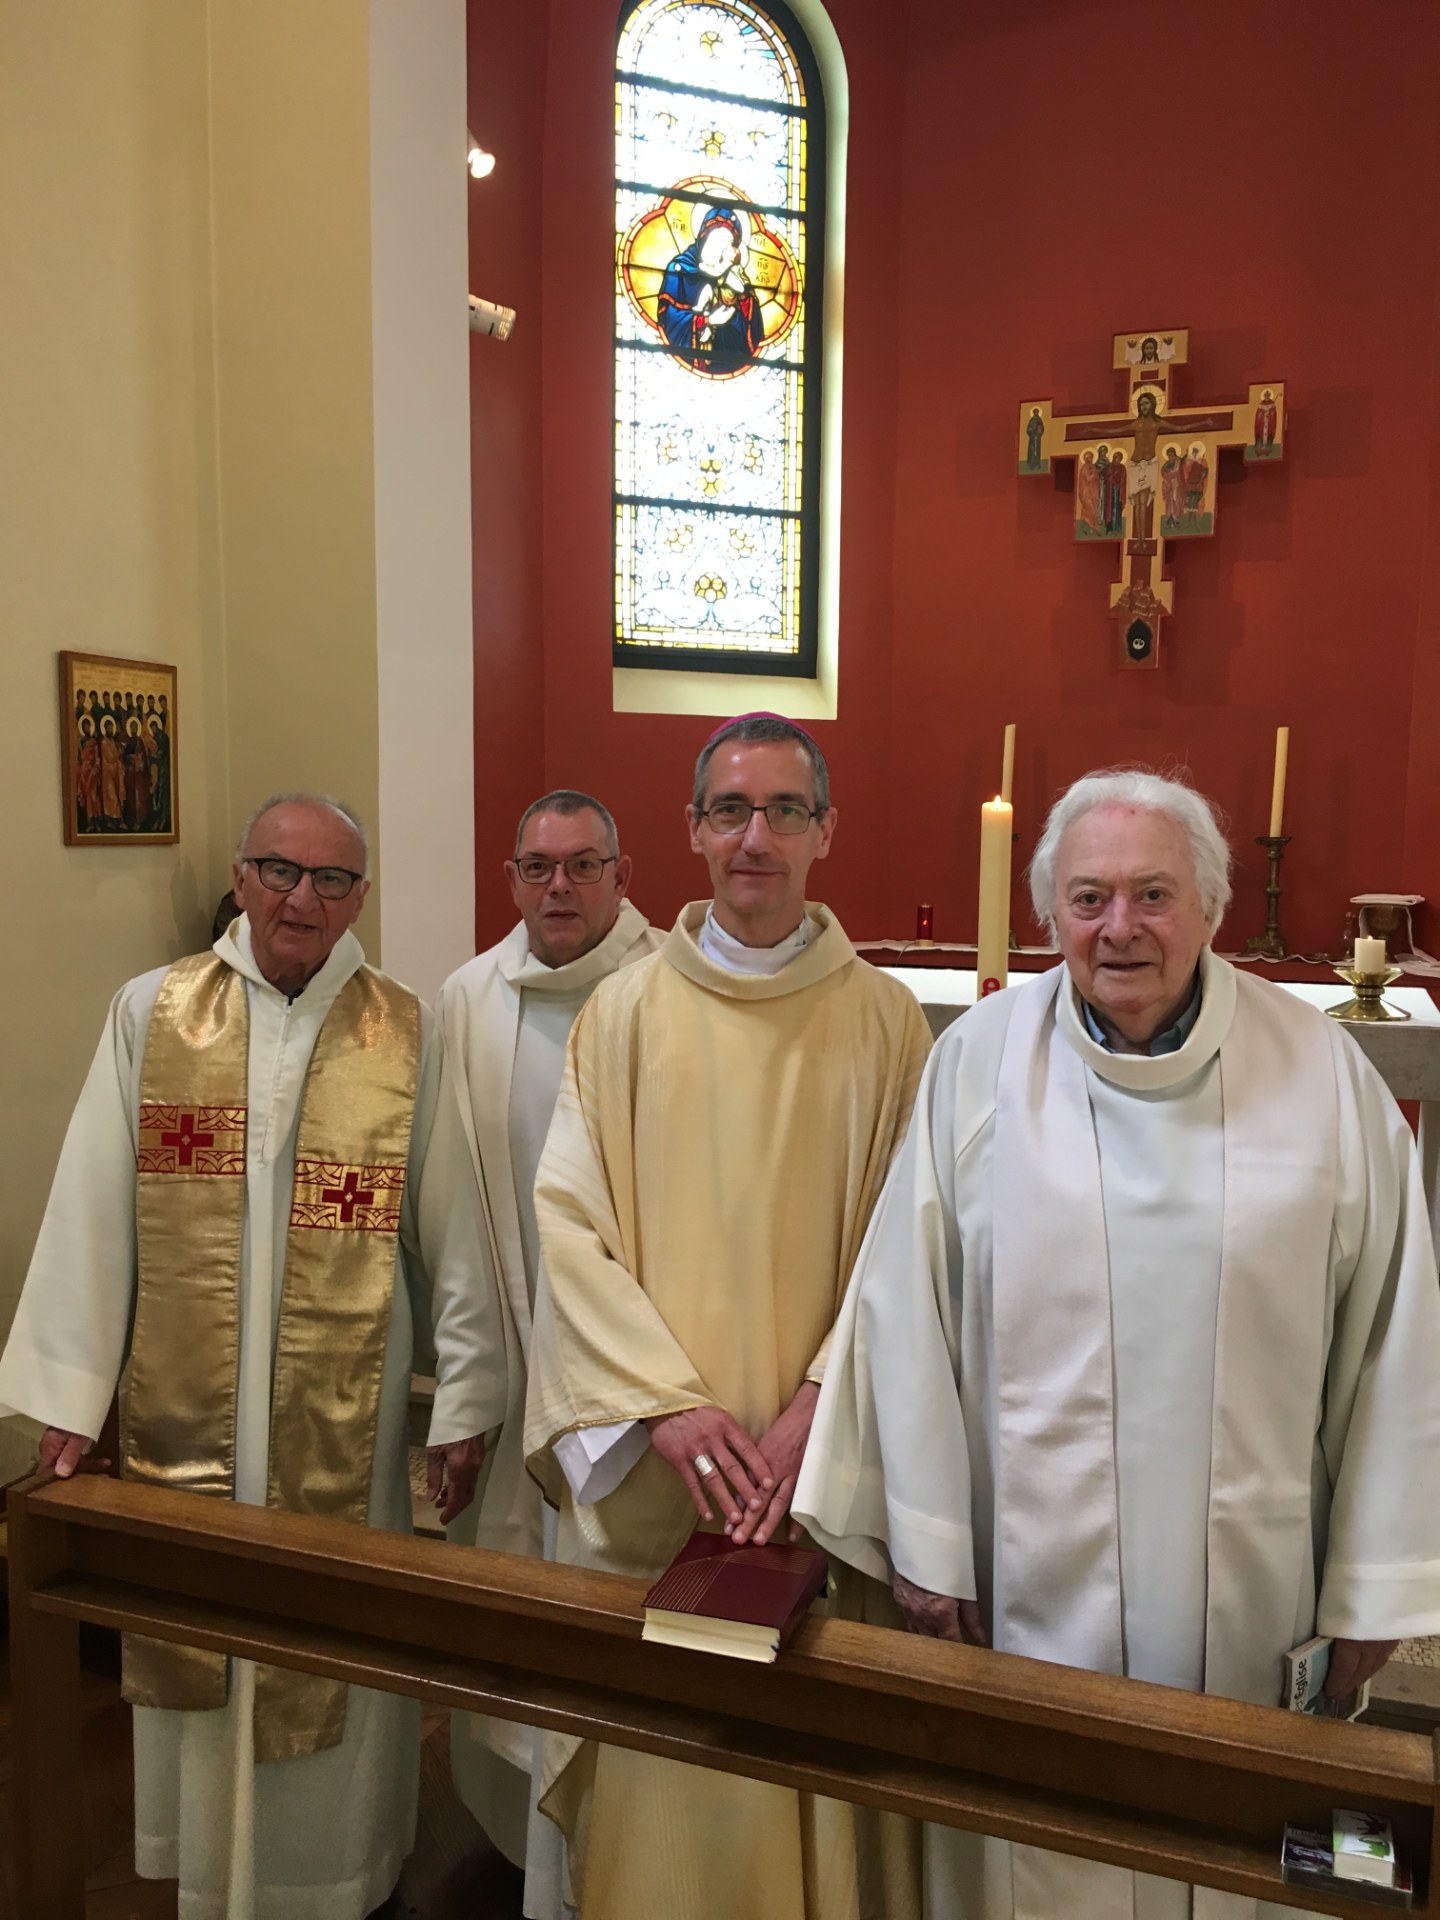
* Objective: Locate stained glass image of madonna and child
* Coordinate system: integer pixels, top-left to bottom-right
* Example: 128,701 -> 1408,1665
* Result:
656,206 -> 765,376
73,687 -> 172,835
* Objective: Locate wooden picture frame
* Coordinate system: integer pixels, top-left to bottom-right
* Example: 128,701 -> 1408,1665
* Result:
59,651 -> 178,846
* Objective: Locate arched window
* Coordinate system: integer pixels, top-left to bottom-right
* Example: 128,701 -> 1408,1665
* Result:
613,0 -> 825,676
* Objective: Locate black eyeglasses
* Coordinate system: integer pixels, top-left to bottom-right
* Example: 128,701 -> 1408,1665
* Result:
513,853 -> 616,886
695,800 -> 822,836
243,856 -> 364,901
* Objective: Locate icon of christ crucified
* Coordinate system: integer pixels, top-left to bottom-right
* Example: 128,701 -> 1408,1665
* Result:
1062,390 -> 1237,546
1018,329 -> 1286,668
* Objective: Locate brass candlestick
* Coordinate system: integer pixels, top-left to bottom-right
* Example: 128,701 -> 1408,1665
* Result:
1325,964 -> 1410,1023
1242,834 -> 1290,959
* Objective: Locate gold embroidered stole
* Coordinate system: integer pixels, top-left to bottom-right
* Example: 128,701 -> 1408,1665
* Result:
123,951 -> 421,1761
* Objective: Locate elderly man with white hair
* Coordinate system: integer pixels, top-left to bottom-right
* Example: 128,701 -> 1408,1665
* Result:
795,767 -> 1440,1920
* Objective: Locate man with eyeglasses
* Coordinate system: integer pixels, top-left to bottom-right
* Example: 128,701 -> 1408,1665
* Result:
524,715 -> 931,1920
0,792 -> 494,1920
427,787 -> 659,1915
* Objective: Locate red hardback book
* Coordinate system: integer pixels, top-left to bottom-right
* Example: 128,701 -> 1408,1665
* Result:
642,1533 -> 830,1663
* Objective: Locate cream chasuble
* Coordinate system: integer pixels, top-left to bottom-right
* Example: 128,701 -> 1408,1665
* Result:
795,951 -> 1440,1920
0,918 -> 489,1920
426,900 -> 659,1917
525,901 -> 932,1920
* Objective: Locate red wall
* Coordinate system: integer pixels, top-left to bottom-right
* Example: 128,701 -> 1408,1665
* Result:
468,0 -> 550,907
470,0 -> 1440,957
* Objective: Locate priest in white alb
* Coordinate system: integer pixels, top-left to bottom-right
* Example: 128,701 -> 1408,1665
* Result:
794,768 -> 1440,1920
525,713 -> 933,1920
0,794 -> 499,1920
428,787 -> 659,1917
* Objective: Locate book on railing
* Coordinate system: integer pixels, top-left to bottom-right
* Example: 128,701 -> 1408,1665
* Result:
642,1533 -> 829,1663
1281,1820 -> 1412,1908
1281,1634 -> 1371,1720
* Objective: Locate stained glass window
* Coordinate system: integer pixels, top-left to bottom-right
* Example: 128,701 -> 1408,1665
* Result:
614,0 -> 824,675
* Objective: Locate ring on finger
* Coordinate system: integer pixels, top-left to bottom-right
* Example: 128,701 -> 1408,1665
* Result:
693,1452 -> 716,1477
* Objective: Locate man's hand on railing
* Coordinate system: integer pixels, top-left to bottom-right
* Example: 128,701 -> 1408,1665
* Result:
425,1434 -> 486,1525
38,1427 -> 110,1480
892,1571 -> 988,1646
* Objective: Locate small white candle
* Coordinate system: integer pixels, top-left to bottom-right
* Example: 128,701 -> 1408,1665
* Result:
1268,727 -> 1289,837
1354,935 -> 1387,974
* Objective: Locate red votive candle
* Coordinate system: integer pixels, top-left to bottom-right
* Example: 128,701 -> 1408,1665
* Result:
916,903 -> 934,943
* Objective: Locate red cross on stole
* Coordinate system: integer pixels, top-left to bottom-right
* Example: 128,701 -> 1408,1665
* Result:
321,1168 -> 376,1224
138,1104 -> 245,1176
291,1158 -> 405,1232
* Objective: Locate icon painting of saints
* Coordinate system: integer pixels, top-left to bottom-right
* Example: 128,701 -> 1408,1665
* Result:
1247,384 -> 1284,461
1179,442 -> 1214,533
620,174 -> 802,381
1076,449 -> 1104,536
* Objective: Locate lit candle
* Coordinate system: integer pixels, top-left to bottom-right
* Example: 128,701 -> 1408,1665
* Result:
1268,726 -> 1290,837
1354,935 -> 1387,974
1000,723 -> 1017,806
977,797 -> 1013,997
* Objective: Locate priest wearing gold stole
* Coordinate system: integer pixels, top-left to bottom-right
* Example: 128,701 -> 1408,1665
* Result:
524,713 -> 933,1920
794,769 -> 1440,1920
0,794 -> 497,1920
429,788 -> 660,1916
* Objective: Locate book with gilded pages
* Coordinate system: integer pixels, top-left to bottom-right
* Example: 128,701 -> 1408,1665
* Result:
642,1533 -> 830,1663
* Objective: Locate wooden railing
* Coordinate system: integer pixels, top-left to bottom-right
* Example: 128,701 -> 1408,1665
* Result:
9,1473 -> 1438,1917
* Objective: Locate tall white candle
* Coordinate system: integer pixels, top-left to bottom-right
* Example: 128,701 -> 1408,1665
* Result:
1000,723 -> 1016,806
1268,727 -> 1290,837
977,797 -> 1013,996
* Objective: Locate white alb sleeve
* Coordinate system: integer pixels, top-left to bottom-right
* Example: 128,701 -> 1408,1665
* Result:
552,1420 -> 650,1504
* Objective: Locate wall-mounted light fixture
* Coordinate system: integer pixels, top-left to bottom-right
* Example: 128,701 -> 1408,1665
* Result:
469,294 -> 516,341
467,128 -> 496,179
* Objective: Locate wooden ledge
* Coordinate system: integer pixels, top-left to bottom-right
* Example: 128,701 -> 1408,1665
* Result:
10,1475 -> 1439,1919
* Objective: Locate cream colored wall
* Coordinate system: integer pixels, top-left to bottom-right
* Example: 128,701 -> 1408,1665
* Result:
0,1 -> 474,1478
369,0 -> 476,999
207,0 -> 383,935
0,4 -> 224,1474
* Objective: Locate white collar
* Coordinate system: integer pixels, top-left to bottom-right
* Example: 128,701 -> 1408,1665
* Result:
698,903 -> 810,976
1056,946 -> 1237,1091
216,914 -> 366,1009
498,898 -> 650,996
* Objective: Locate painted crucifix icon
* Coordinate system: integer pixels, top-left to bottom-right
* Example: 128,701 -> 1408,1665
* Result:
1019,329 -> 1285,667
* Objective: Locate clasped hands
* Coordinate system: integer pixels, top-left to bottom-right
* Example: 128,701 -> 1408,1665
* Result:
889,1572 -> 1397,1700
647,1382 -> 819,1549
